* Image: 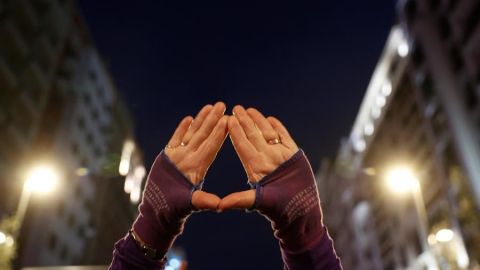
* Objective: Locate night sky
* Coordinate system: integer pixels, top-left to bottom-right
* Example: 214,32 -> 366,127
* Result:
77,2 -> 395,269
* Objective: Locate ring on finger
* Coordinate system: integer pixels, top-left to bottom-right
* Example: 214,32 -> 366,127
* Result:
267,138 -> 281,145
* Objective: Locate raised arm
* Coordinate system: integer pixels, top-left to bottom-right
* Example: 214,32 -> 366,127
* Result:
109,102 -> 228,269
219,106 -> 342,270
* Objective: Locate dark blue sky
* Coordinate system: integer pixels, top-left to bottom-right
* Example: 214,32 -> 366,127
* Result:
77,2 -> 395,269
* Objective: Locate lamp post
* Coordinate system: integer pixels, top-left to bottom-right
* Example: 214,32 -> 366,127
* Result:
0,164 -> 59,270
385,166 -> 438,269
429,228 -> 470,269
14,165 -> 59,236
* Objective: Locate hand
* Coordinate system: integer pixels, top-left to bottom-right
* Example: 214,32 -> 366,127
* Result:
219,106 -> 299,211
165,102 -> 228,210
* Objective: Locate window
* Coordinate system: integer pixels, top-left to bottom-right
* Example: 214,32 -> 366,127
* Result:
94,146 -> 102,156
57,200 -> 65,217
48,233 -> 57,250
420,73 -> 435,101
438,16 -> 451,40
88,70 -> 97,82
432,109 -> 446,136
91,108 -> 99,121
97,86 -> 104,99
462,2 -> 480,43
83,92 -> 91,105
67,213 -> 76,228
464,82 -> 477,110
449,46 -> 463,73
75,183 -> 83,198
71,142 -> 79,155
404,0 -> 417,24
86,132 -> 93,144
428,0 -> 440,11
77,225 -> 85,238
80,157 -> 88,168
59,244 -> 69,261
77,116 -> 85,129
412,40 -> 424,67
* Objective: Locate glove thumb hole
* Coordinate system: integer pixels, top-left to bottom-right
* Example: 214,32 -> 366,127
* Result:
218,189 -> 256,212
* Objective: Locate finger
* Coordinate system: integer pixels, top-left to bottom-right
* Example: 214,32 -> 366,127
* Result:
167,116 -> 193,147
266,116 -> 298,150
232,105 -> 267,150
228,116 -> 257,162
246,108 -> 278,142
189,102 -> 226,150
196,115 -> 228,159
218,190 -> 256,212
182,104 -> 213,144
191,190 -> 221,211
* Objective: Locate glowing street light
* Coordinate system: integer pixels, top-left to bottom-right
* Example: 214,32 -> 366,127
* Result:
435,228 -> 454,243
385,165 -> 438,268
12,163 -> 61,238
431,228 -> 470,269
386,166 -> 420,194
0,231 -> 6,245
24,165 -> 59,194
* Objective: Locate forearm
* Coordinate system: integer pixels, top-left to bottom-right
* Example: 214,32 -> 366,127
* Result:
109,151 -> 196,270
280,226 -> 341,270
109,233 -> 166,270
253,150 -> 342,270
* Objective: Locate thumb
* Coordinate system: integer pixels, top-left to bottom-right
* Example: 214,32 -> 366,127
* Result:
191,190 -> 221,211
218,190 -> 256,212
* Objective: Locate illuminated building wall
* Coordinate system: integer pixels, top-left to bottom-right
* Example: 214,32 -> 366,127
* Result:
0,0 -> 144,267
319,0 -> 480,268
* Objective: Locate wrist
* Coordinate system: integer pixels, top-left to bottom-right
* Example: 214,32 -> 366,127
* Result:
129,229 -> 167,262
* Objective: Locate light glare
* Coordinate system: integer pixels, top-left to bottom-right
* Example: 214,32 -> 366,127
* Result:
5,236 -> 14,247
0,231 -> 6,244
381,81 -> 392,96
169,258 -> 181,268
371,107 -> 382,119
364,122 -> 374,136
376,96 -> 386,108
75,167 -> 89,176
397,41 -> 410,57
353,139 -> 366,152
119,140 -> 135,176
25,165 -> 59,194
386,166 -> 419,194
435,228 -> 454,243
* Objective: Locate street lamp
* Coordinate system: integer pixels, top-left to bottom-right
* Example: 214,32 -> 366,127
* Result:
24,165 -> 59,194
15,164 -> 59,235
385,166 -> 438,269
0,231 -> 6,245
435,228 -> 454,243
386,166 -> 420,194
431,228 -> 470,269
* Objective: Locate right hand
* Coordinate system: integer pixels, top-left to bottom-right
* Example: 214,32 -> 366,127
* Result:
165,102 -> 228,210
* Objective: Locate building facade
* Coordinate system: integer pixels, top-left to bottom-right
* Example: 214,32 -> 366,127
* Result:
319,0 -> 480,269
0,0 -> 143,267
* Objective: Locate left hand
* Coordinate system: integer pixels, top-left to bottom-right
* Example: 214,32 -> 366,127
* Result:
165,101 -> 228,210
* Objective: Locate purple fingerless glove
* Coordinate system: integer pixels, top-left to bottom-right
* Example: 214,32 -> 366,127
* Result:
132,150 -> 202,258
250,149 -> 342,269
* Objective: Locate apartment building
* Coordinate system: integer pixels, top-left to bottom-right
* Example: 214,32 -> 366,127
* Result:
319,0 -> 480,268
0,0 -> 143,267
